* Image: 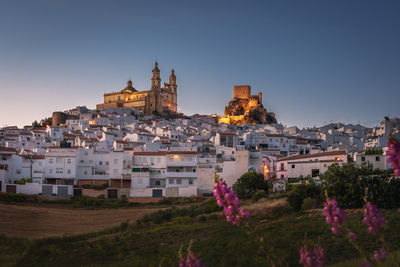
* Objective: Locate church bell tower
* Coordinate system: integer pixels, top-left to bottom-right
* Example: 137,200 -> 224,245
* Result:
151,61 -> 161,89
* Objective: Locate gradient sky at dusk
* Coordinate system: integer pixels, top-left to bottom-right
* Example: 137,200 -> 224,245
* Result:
0,0 -> 399,128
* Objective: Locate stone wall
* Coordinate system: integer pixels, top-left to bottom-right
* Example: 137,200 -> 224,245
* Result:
233,85 -> 251,99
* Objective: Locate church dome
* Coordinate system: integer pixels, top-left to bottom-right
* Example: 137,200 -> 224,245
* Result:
122,80 -> 137,93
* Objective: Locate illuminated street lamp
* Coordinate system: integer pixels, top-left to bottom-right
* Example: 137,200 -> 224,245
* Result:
263,164 -> 270,180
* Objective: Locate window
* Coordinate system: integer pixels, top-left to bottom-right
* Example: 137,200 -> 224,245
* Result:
291,164 -> 295,169
189,179 -> 193,185
106,161 -> 109,165
192,168 -> 196,172
157,157 -> 161,163
84,151 -> 88,156
56,168 -> 63,174
16,169 -> 21,174
155,180 -> 161,186
67,169 -> 71,174
49,169 -> 53,174
38,161 -> 43,167
376,156 -> 380,161
311,169 -> 320,177
114,159 -> 118,164
99,161 -> 103,165
49,158 -> 54,163
169,179 -> 174,184
280,174 -> 284,178
84,171 -> 88,175
280,163 -> 284,171
361,156 -> 365,162
113,169 -> 118,175
56,158 -> 63,164
177,179 -> 182,184
67,158 -> 72,164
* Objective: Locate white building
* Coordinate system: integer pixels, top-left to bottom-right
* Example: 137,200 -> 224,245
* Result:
44,146 -> 79,185
277,150 -> 348,179
354,152 -> 386,170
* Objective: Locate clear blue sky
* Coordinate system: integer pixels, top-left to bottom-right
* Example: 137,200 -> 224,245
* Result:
0,0 -> 399,128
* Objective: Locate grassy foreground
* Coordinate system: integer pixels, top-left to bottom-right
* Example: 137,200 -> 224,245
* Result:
1,198 -> 400,266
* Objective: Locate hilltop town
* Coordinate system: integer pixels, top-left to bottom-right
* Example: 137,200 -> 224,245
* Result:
1,62 -> 399,198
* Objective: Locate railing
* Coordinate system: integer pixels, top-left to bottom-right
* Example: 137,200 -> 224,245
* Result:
166,160 -> 197,167
166,172 -> 197,178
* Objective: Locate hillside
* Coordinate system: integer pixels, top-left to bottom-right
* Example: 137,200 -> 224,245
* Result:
1,197 -> 399,266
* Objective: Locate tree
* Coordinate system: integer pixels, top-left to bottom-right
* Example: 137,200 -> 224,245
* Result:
32,120 -> 40,128
321,163 -> 399,209
232,172 -> 269,199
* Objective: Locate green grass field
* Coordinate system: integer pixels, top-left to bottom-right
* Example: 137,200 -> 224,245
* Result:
1,198 -> 399,266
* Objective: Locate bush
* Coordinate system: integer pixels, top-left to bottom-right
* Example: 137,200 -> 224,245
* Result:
252,190 -> 268,202
301,197 -> 318,211
287,183 -> 322,211
81,183 -> 109,190
15,178 -> 32,185
232,172 -> 269,199
321,163 -> 400,209
0,192 -> 37,203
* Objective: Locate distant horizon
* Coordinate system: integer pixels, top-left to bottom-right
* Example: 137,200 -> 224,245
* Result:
1,0 -> 399,129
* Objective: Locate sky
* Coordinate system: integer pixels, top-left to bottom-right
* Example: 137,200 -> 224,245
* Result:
0,0 -> 399,129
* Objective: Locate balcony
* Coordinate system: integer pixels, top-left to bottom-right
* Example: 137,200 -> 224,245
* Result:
166,160 -> 197,167
166,171 -> 197,178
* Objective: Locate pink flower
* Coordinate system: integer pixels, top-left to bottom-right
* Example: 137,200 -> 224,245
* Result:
213,178 -> 250,225
362,203 -> 385,235
359,259 -> 372,267
373,247 -> 388,262
387,137 -> 400,176
299,245 -> 325,267
347,231 -> 358,241
323,198 -> 348,234
179,252 -> 205,267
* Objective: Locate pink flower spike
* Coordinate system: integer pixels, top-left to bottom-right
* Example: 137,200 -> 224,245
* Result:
323,197 -> 347,234
213,177 -> 250,225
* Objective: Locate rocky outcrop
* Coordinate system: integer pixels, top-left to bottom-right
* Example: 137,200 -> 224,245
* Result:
224,99 -> 276,125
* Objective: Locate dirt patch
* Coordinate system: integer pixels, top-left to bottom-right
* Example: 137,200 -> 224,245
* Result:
245,198 -> 288,215
0,203 -> 161,239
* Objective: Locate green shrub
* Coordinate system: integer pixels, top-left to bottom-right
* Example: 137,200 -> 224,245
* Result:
81,183 -> 109,190
232,172 -> 269,199
287,183 -> 322,211
252,190 -> 268,202
322,163 -> 400,209
0,193 -> 30,203
301,197 -> 317,211
15,178 -> 33,185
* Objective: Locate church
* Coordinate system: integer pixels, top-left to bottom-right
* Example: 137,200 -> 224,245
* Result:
96,62 -> 178,115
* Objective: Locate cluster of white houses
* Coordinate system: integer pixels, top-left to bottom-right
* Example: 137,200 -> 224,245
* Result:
0,107 -> 398,198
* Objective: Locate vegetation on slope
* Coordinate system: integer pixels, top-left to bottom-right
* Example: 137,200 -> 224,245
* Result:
0,197 -> 399,267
